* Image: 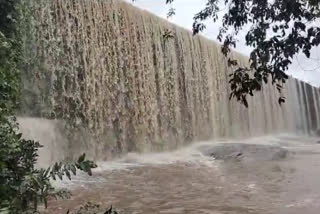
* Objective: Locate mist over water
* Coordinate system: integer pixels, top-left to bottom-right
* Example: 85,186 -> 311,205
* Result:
17,0 -> 320,213
43,134 -> 320,214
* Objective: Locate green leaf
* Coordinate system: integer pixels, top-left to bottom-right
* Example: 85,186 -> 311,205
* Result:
57,172 -> 63,180
77,153 -> 86,163
44,167 -> 51,177
70,164 -> 76,176
16,133 -> 22,139
65,169 -> 71,180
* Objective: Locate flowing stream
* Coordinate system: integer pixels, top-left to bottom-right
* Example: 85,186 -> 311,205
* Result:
42,134 -> 320,214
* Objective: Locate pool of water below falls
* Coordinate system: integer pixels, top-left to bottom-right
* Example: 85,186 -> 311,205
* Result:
45,134 -> 320,214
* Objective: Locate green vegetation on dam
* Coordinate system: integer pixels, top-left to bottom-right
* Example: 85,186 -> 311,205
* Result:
18,0 -> 320,162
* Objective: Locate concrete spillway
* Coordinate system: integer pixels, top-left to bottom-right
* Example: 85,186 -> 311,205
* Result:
18,0 -> 320,163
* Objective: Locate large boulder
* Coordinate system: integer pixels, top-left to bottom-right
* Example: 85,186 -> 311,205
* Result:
198,143 -> 288,161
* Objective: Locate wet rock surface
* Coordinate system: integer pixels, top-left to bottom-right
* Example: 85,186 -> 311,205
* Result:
198,143 -> 289,161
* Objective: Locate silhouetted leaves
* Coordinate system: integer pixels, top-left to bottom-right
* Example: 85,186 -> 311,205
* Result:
163,29 -> 174,43
167,8 -> 176,18
279,96 -> 286,105
104,206 -> 119,214
48,153 -> 97,183
68,202 -> 119,214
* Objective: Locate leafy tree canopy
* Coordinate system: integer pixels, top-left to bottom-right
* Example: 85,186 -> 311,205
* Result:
136,0 -> 320,106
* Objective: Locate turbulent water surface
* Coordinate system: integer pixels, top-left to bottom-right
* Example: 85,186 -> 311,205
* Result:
44,134 -> 320,214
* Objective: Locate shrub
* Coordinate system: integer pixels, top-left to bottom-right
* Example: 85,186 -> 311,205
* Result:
0,1 -> 97,213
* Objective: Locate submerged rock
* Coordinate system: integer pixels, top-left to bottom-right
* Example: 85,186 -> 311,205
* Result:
198,143 -> 288,161
314,129 -> 320,137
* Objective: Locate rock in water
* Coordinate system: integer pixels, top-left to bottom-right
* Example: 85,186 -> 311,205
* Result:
314,129 -> 320,137
198,143 -> 288,161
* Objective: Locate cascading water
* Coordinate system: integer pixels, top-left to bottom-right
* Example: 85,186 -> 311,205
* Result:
19,0 -> 320,164
17,0 -> 320,213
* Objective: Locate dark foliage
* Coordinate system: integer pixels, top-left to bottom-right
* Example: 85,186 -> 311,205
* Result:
0,0 -> 18,37
0,0 -> 97,213
67,202 -> 119,214
164,0 -> 320,106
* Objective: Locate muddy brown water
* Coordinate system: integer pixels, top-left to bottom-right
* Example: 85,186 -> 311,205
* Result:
45,135 -> 320,214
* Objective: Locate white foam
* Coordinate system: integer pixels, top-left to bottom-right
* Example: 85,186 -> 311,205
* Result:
94,134 -> 315,172
53,134 -> 319,189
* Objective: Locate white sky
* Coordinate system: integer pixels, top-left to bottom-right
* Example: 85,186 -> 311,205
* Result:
126,0 -> 320,87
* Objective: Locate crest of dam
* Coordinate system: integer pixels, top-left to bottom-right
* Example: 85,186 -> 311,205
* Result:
17,0 -> 320,164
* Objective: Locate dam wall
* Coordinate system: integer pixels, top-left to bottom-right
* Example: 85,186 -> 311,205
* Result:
18,0 -> 320,163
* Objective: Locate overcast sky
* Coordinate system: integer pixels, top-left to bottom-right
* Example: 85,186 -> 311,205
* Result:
125,0 -> 320,87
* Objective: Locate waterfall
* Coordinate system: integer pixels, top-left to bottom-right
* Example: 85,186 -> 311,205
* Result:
297,81 -> 309,133
312,87 -> 320,129
19,0 -> 320,162
315,88 -> 320,129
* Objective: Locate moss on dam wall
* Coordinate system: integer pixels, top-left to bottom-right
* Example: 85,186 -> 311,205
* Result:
18,0 -> 320,162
